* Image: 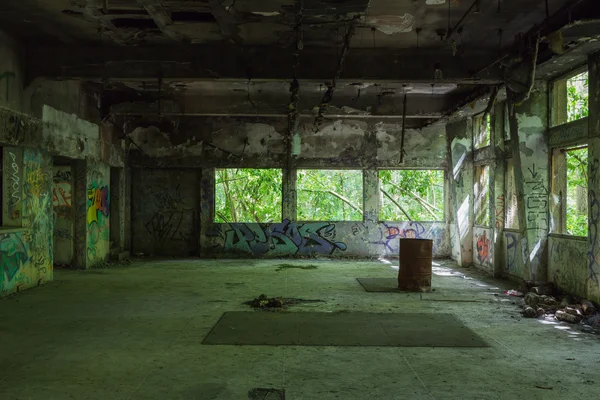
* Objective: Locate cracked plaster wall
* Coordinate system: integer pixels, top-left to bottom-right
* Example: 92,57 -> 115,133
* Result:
128,116 -> 450,258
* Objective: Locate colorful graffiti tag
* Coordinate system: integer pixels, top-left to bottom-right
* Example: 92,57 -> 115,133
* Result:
372,222 -> 445,255
53,169 -> 73,218
7,150 -> 21,218
87,185 -> 109,225
476,231 -> 490,264
22,149 -> 52,277
208,219 -> 347,256
0,234 -> 29,284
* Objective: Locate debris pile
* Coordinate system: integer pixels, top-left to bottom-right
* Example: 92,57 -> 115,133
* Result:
245,294 -> 325,311
517,280 -> 598,324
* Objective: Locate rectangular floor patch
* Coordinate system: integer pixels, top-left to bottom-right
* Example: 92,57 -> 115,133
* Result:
203,311 -> 488,347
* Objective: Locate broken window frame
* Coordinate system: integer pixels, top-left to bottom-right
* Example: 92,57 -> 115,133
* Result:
550,145 -> 588,237
550,66 -> 589,128
378,169 -> 445,222
213,168 -> 283,224
474,163 -> 491,227
473,113 -> 491,150
296,169 -> 364,222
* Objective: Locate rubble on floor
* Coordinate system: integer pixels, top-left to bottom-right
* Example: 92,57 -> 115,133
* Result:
516,281 -> 599,327
275,263 -> 318,271
244,294 -> 324,310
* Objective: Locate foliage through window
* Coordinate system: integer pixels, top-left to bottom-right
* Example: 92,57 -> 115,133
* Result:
214,168 -> 282,223
379,170 -> 444,221
567,72 -> 589,123
552,70 -> 589,126
566,147 -> 588,236
474,165 -> 490,226
474,114 -> 491,149
297,169 -> 363,221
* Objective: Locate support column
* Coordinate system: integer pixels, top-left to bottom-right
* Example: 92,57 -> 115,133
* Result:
282,168 -> 297,222
492,102 -> 506,278
447,118 -> 474,266
199,167 -> 215,255
73,159 -> 88,268
587,51 -> 600,302
507,82 -> 549,281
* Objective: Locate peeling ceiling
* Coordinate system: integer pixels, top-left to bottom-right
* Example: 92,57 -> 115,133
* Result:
0,0 -> 572,48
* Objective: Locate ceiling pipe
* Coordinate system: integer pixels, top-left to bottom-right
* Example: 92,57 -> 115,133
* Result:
445,0 -> 479,43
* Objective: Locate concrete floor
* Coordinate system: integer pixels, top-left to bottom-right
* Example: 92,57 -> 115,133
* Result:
0,259 -> 598,400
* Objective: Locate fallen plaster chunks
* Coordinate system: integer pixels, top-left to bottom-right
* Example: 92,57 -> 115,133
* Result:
556,310 -> 583,324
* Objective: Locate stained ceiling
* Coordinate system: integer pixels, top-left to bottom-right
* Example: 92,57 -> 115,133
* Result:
1,0 -> 595,129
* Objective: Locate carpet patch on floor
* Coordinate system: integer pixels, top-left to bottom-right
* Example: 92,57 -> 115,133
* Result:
203,311 -> 488,347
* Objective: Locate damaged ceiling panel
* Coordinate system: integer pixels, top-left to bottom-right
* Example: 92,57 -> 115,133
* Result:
0,0 -> 575,48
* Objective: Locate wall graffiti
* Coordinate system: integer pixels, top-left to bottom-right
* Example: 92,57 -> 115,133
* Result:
21,149 -> 52,277
208,219 -> 347,256
495,194 -> 505,230
145,185 -> 193,242
506,232 -> 517,272
7,151 -> 21,218
476,231 -> 490,264
524,164 -> 548,230
87,185 -> 109,225
0,71 -> 15,101
53,228 -> 72,240
0,233 -> 29,283
53,169 -> 73,218
588,190 -> 600,286
372,222 -> 445,255
86,165 -> 111,266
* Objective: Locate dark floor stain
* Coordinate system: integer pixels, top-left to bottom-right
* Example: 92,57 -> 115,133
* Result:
245,294 -> 325,310
248,388 -> 285,400
275,264 -> 318,272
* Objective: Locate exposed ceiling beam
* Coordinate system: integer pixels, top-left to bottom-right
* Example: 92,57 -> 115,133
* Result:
136,0 -> 188,42
26,45 -> 503,84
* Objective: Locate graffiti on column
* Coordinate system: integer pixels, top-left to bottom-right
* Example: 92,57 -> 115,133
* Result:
588,189 -> 600,287
495,194 -> 505,230
506,232 -> 517,272
524,164 -> 548,230
476,231 -> 491,264
7,151 -> 21,218
53,169 -> 73,218
0,233 -> 29,284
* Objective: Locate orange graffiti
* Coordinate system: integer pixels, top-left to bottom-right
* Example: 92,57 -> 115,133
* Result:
476,231 -> 490,263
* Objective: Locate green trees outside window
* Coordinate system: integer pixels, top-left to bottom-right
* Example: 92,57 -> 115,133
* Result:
379,170 -> 444,221
215,168 -> 282,223
297,170 -> 363,221
566,147 -> 588,237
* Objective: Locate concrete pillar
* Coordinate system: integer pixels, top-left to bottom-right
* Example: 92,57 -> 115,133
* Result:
587,51 -> 600,302
199,167 -> 215,255
492,102 -> 506,278
447,118 -> 474,266
507,82 -> 549,281
282,167 -> 297,222
363,169 -> 379,224
73,159 -> 88,268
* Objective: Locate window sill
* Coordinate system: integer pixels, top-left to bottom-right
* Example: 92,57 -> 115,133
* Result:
0,227 -> 28,234
548,233 -> 587,241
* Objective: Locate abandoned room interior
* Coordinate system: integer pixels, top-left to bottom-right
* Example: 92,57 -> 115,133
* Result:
2,0 -> 600,399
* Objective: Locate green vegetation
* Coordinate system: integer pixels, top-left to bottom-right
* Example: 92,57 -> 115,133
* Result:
474,165 -> 490,226
567,72 -> 589,123
297,169 -> 363,221
215,168 -> 282,223
566,148 -> 588,237
379,170 -> 444,221
474,114 -> 491,149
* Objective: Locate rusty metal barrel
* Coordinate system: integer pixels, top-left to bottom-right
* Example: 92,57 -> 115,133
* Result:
398,238 -> 433,292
